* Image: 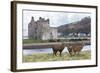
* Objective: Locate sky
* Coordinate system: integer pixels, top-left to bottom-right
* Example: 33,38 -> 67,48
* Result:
23,10 -> 91,36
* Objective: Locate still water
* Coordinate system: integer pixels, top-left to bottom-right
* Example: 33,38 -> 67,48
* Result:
23,45 -> 91,55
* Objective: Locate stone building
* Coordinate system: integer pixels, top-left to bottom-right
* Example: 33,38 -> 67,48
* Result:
28,17 -> 57,40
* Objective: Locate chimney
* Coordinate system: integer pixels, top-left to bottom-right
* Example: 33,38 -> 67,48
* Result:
47,19 -> 49,24
39,17 -> 42,20
31,16 -> 34,21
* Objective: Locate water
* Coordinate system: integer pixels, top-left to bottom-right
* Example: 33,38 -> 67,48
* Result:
23,45 -> 91,55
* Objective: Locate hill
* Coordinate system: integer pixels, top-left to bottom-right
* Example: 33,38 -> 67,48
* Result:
57,17 -> 91,35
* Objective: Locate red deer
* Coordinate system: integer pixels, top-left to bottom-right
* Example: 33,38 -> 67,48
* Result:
52,43 -> 65,56
67,43 -> 84,56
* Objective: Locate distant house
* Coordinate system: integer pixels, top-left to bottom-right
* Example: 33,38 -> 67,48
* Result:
77,33 -> 87,37
28,17 -> 57,40
68,33 -> 90,37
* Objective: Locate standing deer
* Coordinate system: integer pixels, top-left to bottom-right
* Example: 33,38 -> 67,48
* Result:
66,43 -> 84,56
52,43 -> 65,56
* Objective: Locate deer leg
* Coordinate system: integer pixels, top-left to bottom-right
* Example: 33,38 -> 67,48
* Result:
77,51 -> 80,55
72,48 -> 75,56
74,49 -> 77,56
68,50 -> 71,56
53,50 -> 57,56
69,51 -> 72,56
69,49 -> 73,56
59,50 -> 63,57
76,49 -> 81,55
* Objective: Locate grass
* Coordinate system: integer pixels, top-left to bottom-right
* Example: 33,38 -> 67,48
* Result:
23,39 -> 63,44
23,51 -> 91,62
23,39 -> 58,44
23,39 -> 44,44
23,39 -> 89,44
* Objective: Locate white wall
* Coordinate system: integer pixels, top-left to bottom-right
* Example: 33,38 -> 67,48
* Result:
0,0 -> 99,73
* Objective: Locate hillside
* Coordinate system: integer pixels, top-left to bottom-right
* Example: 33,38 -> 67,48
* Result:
57,17 -> 91,34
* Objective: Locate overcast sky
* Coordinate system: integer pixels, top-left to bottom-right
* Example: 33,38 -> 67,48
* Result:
23,10 -> 91,36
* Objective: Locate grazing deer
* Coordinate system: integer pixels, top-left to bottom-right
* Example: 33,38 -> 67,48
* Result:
66,43 -> 84,56
52,43 -> 65,56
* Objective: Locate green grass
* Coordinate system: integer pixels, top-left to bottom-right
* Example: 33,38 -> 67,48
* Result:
23,39 -> 59,44
23,51 -> 91,62
23,39 -> 47,44
23,39 -> 89,44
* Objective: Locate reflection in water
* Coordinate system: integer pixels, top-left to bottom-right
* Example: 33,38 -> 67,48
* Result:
23,45 -> 91,55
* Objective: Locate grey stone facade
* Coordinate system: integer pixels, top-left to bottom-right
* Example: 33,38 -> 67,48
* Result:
28,17 -> 57,40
